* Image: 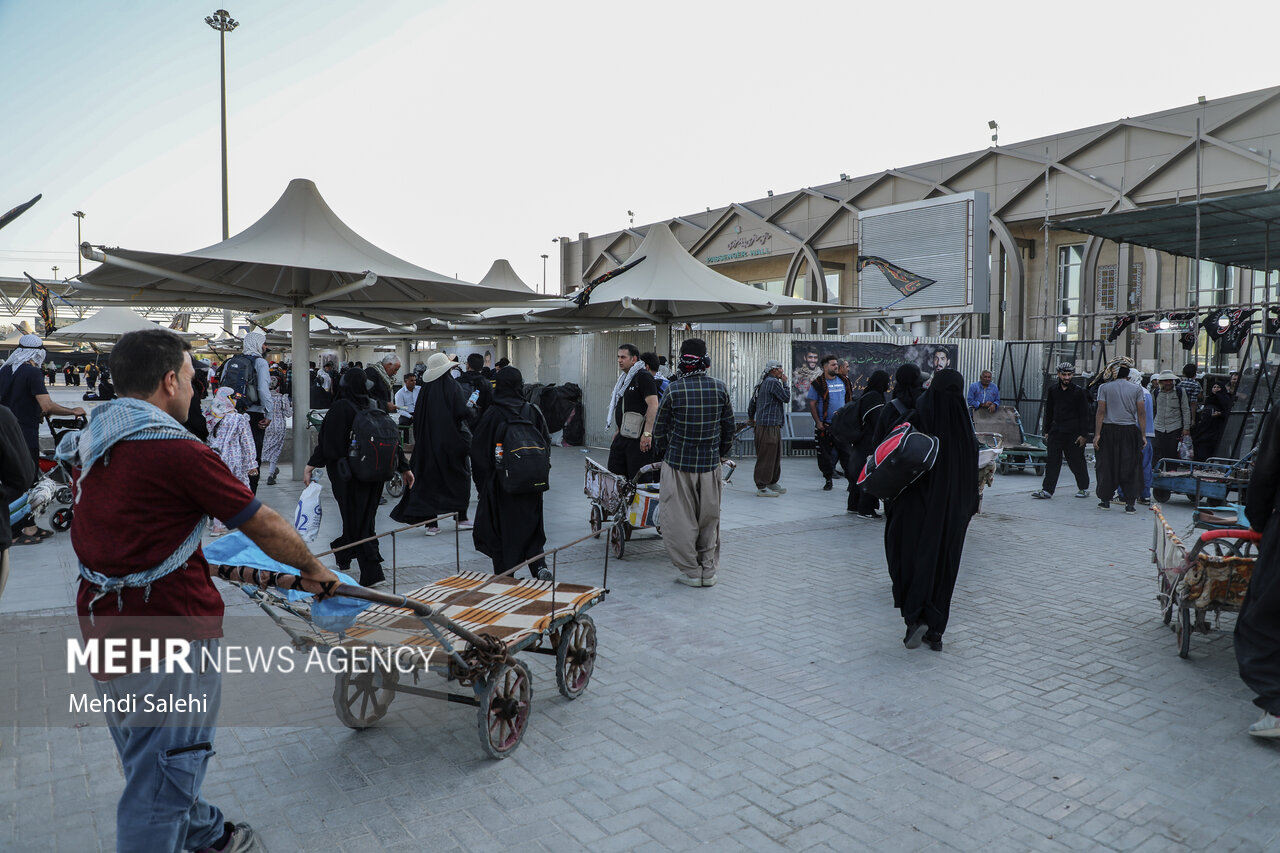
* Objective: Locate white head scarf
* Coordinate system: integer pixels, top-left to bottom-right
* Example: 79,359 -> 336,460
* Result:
242,330 -> 266,356
209,387 -> 239,420
2,333 -> 46,372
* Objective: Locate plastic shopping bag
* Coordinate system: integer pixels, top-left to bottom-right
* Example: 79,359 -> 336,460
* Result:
294,480 -> 324,543
1178,435 -> 1194,460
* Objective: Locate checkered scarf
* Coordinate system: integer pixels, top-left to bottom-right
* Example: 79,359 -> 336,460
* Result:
56,397 -> 200,494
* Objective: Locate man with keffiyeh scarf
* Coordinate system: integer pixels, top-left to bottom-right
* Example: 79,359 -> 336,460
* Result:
606,343 -> 659,479
60,329 -> 338,853
0,333 -> 84,546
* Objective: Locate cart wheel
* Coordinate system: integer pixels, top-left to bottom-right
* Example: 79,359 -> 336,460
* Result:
1034,464 -> 1045,476
997,463 -> 1007,475
1152,488 -> 1171,503
623,523 -> 633,541
1177,606 -> 1192,659
1158,572 -> 1174,626
50,507 -> 73,532
385,471 -> 404,499
333,665 -> 399,729
610,523 -> 626,559
589,504 -> 603,534
556,614 -> 597,700
476,660 -> 532,759
1189,537 -> 1241,559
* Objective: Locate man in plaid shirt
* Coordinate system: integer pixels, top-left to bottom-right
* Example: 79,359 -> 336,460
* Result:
1178,363 -> 1202,426
653,338 -> 735,588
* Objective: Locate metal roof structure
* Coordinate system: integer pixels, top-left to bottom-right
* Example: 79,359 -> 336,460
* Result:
1053,188 -> 1280,271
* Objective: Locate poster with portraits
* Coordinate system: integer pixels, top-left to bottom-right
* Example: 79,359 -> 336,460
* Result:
789,341 -> 959,412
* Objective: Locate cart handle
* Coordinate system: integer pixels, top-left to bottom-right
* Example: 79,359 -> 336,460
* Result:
1200,528 -> 1261,543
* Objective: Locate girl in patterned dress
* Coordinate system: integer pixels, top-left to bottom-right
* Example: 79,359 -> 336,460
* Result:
260,375 -> 293,485
206,388 -> 257,535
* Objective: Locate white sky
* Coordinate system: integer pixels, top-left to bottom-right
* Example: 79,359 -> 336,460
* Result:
2,0 -> 1278,300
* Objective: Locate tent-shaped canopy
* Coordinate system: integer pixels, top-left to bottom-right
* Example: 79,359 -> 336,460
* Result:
477,259 -> 535,293
1054,188 -> 1280,270
50,307 -> 191,343
473,222 -> 853,353
75,178 -> 541,328
73,178 -> 548,479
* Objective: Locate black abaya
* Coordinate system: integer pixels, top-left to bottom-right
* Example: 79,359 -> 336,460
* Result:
1236,407 -> 1280,714
391,374 -> 473,525
470,389 -> 551,577
882,368 -> 978,639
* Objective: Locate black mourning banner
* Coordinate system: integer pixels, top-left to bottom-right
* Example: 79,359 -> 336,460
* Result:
1218,308 -> 1257,354
572,256 -> 647,307
857,256 -> 936,298
1108,314 -> 1136,341
0,193 -> 41,231
1173,312 -> 1199,350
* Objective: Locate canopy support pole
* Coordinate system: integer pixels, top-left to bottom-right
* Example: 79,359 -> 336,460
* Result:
290,298 -> 311,481
496,334 -> 509,360
398,340 -> 413,375
656,322 -> 671,361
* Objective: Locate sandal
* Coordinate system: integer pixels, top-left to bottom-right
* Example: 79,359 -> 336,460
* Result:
12,531 -> 49,546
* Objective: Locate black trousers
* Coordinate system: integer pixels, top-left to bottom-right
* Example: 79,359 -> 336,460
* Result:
815,428 -> 848,481
327,466 -> 385,586
847,449 -> 879,513
248,417 -> 267,494
1096,423 -> 1142,506
1152,430 -> 1182,468
1041,433 -> 1090,494
608,433 -> 653,480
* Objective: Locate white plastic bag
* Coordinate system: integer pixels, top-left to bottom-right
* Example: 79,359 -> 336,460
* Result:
294,480 -> 324,543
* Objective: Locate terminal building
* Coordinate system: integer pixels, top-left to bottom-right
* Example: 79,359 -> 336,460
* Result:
557,85 -> 1280,375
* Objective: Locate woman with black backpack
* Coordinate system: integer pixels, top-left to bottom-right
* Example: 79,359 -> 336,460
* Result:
304,370 -> 411,587
470,367 -> 553,581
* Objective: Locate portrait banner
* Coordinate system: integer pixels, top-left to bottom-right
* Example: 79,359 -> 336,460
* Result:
789,341 -> 959,412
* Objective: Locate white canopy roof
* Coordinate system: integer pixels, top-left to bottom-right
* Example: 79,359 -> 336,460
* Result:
477,259 -> 534,293
483,223 -> 848,327
76,179 -> 542,329
50,307 -> 191,343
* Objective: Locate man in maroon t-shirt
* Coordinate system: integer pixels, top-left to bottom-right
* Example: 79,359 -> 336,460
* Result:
70,329 -> 338,853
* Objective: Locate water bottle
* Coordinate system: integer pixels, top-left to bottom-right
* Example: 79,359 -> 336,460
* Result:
468,389 -> 480,408
494,442 -> 504,463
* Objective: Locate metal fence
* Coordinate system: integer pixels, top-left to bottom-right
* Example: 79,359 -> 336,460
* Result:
511,332 -> 1002,448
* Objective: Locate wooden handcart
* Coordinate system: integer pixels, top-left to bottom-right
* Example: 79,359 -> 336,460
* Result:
1151,504 -> 1259,659
973,407 -> 1046,476
211,529 -> 607,758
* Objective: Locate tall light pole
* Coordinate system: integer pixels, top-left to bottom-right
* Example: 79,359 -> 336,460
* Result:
206,9 -> 238,332
51,265 -> 59,281
540,254 -> 549,294
72,211 -> 85,275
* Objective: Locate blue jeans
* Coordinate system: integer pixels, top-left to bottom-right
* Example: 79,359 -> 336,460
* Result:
94,640 -> 225,853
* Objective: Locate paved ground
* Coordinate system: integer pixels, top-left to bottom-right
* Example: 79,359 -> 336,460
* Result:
3,396 -> 1279,851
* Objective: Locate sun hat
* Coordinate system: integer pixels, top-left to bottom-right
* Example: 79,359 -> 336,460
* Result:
1156,370 -> 1178,381
422,351 -> 460,382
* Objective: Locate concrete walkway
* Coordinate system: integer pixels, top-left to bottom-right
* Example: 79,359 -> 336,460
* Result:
2,416 -> 1278,851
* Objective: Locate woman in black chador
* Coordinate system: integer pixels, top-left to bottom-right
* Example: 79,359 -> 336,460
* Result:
470,367 -> 553,580
390,353 -> 472,535
1191,376 -> 1231,461
1234,406 -> 1280,737
882,368 -> 978,651
849,369 -> 890,518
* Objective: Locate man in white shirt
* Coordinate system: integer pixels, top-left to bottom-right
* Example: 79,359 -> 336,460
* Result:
394,372 -> 419,427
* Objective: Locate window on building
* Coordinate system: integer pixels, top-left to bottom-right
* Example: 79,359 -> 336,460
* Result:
1251,269 -> 1278,305
1189,260 -> 1230,307
1057,245 -> 1084,338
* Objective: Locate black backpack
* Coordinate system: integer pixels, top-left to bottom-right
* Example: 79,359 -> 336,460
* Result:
347,404 -> 400,482
830,399 -> 881,446
219,354 -> 260,405
496,405 -> 551,494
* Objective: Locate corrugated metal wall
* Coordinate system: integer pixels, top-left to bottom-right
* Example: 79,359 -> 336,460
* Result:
512,332 -> 1001,448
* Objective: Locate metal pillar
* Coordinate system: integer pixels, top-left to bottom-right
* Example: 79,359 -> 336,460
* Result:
290,300 -> 311,480
398,340 -> 412,375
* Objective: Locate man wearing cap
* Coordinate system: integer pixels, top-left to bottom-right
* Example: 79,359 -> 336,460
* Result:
391,352 -> 474,535
0,334 -> 85,545
1151,370 -> 1192,467
1032,363 -> 1091,500
750,360 -> 789,497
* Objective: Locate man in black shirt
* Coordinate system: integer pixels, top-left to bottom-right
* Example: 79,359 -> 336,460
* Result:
459,353 -> 494,424
607,343 -> 659,479
1032,362 -> 1091,499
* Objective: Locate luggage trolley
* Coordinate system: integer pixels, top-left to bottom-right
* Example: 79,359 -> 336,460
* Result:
584,458 -> 662,559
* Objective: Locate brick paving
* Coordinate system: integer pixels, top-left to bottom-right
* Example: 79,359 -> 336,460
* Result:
3,436 -> 1280,852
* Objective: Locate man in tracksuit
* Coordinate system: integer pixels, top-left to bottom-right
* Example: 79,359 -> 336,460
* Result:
1032,362 -> 1092,499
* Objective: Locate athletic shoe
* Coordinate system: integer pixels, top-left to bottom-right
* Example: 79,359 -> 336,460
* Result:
1074,490 -> 1090,498
701,575 -> 718,588
1097,501 -> 1110,510
424,526 -> 440,536
858,511 -> 882,519
756,488 -> 778,497
457,520 -> 474,530
1031,490 -> 1052,499
266,473 -> 277,486
535,567 -> 553,582
675,575 -> 702,587
767,483 -> 787,494
822,479 -> 833,491
904,623 -> 927,649
1125,504 -> 1137,514
1248,710 -> 1280,738
195,822 -> 259,853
